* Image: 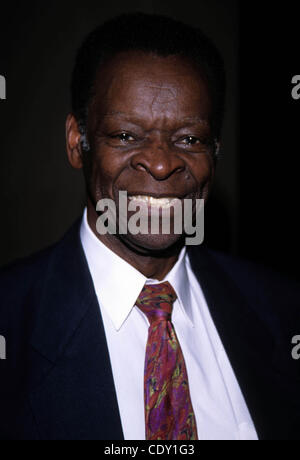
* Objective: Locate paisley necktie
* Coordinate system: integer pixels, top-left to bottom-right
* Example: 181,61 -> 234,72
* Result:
135,281 -> 198,440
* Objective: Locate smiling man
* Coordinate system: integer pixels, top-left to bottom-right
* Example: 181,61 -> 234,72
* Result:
67,46 -> 214,273
0,13 -> 299,441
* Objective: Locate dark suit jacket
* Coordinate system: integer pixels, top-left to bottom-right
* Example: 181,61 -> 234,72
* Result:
0,220 -> 299,440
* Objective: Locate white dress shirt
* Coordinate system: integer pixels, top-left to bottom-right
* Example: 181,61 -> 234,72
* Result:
80,209 -> 258,440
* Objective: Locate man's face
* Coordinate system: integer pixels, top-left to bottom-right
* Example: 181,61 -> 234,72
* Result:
82,51 -> 216,253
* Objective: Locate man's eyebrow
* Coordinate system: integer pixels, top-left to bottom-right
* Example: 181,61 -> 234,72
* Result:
103,111 -> 129,118
181,116 -> 210,126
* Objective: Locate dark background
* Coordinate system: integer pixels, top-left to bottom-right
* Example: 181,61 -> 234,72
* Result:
0,0 -> 299,281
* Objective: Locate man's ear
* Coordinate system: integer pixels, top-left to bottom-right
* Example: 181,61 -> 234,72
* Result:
214,139 -> 221,159
66,114 -> 83,169
212,139 -> 221,167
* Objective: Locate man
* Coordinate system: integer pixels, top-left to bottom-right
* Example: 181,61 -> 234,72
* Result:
0,13 -> 299,441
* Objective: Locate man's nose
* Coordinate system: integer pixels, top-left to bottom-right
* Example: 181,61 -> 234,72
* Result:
130,142 -> 185,181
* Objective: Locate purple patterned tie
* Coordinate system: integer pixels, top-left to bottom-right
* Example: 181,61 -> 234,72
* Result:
135,281 -> 198,440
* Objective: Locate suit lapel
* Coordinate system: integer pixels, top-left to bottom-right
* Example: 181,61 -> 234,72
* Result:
188,245 -> 299,440
29,221 -> 124,440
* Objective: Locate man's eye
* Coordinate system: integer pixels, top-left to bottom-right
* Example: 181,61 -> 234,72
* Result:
181,136 -> 201,145
112,133 -> 135,142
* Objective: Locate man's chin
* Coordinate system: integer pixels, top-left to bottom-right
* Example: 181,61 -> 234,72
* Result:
119,232 -> 185,255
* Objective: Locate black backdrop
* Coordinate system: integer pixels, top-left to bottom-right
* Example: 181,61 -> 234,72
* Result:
0,1 -> 299,281
239,2 -> 300,281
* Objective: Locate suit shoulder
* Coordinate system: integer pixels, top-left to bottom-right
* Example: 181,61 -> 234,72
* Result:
0,220 -> 81,326
0,245 -> 56,329
205,248 -> 300,323
0,218 -> 82,292
207,248 -> 300,291
0,245 -> 53,294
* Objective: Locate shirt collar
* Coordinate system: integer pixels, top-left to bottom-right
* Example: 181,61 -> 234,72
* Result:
145,247 -> 194,328
80,208 -> 194,331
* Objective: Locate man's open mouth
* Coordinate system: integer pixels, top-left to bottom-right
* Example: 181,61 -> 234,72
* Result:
128,195 -> 182,209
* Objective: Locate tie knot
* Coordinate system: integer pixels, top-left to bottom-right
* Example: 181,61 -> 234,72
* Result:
135,281 -> 177,324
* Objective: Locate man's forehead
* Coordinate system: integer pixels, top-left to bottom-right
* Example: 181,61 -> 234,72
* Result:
105,78 -> 182,106
94,51 -> 208,93
91,53 -> 213,126
136,84 -> 178,103
101,111 -> 211,128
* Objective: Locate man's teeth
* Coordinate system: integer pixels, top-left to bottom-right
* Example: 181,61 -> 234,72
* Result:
128,195 -> 181,208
